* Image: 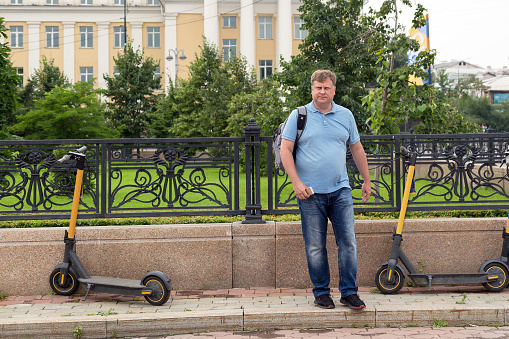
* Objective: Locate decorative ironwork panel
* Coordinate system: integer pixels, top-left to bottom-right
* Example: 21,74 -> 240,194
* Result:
0,143 -> 98,215
352,137 -> 396,208
400,135 -> 509,208
107,142 -> 234,212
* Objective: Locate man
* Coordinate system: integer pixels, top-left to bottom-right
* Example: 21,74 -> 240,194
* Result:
280,69 -> 371,310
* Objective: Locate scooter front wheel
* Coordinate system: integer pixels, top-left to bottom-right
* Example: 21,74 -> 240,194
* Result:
482,262 -> 509,292
375,265 -> 405,294
143,276 -> 170,306
49,268 -> 79,296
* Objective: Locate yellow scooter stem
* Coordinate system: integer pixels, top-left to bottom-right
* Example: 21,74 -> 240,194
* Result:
396,165 -> 415,235
67,168 -> 84,240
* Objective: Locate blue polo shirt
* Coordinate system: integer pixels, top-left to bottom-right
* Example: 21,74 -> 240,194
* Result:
281,101 -> 360,194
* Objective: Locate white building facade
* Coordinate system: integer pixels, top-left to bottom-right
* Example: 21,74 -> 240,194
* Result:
1,0 -> 306,90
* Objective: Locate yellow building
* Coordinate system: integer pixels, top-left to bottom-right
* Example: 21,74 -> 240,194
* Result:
1,0 -> 307,90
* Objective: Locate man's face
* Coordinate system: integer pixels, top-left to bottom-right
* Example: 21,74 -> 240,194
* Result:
311,78 -> 336,107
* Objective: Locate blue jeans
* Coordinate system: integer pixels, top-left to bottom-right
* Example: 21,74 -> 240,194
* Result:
298,187 -> 358,298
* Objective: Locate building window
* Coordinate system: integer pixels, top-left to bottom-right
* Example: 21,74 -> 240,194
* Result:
258,16 -> 272,40
222,16 -> 237,28
15,67 -> 23,86
294,17 -> 308,40
114,26 -> 126,48
151,66 -> 161,89
80,67 -> 93,82
113,67 -> 120,77
147,0 -> 159,4
81,0 -> 92,4
114,0 -> 125,5
147,27 -> 160,48
222,39 -> 236,61
10,0 -> 23,4
80,26 -> 93,48
46,0 -> 58,4
46,26 -> 59,48
259,60 -> 273,80
10,26 -> 23,48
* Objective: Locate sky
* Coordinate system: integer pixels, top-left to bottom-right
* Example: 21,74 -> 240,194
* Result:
363,0 -> 509,69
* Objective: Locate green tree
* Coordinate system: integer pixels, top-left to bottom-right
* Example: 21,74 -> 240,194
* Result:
102,41 -> 160,138
226,77 -> 287,137
17,56 -> 70,113
361,0 -> 477,134
225,77 -> 287,174
150,38 -> 256,139
11,81 -> 117,139
456,94 -> 509,132
0,17 -> 21,139
274,0 -> 379,133
435,69 -> 486,107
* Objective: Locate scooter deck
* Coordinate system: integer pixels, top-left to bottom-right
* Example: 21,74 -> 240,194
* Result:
409,273 -> 492,286
79,276 -> 148,296
79,276 -> 144,288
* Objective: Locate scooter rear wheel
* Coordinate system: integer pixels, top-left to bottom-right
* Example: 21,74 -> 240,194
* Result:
49,268 -> 79,296
482,263 -> 509,292
375,265 -> 405,294
143,276 -> 170,306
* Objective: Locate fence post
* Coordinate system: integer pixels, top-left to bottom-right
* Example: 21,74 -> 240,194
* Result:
487,126 -> 495,165
242,118 -> 266,224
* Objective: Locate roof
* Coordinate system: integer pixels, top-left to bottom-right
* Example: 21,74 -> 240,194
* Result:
433,60 -> 485,70
483,75 -> 509,92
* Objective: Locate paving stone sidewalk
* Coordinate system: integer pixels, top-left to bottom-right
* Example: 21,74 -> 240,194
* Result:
1,286 -> 509,338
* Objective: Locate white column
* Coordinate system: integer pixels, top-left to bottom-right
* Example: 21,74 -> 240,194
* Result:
97,22 -> 109,89
240,0 -> 255,69
277,0 -> 292,70
131,21 -> 143,51
203,0 -> 219,47
27,21 -> 41,77
62,22 -> 75,83
164,13 -> 177,88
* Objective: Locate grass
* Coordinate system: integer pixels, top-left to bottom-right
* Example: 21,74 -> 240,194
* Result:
0,209 -> 506,228
433,319 -> 448,328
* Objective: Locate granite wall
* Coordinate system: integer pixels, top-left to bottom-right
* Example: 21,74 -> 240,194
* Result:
0,218 -> 506,295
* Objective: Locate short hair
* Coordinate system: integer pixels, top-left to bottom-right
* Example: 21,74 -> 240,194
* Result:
311,70 -> 337,87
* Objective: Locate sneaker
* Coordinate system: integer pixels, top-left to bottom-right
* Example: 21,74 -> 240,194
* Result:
314,294 -> 335,309
340,294 -> 366,310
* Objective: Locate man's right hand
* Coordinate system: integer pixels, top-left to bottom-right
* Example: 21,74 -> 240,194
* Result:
294,181 -> 311,200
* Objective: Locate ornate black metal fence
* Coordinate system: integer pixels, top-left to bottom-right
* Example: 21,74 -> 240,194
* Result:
0,123 -> 508,222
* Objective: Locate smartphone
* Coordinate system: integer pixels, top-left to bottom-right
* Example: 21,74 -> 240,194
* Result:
305,187 -> 314,195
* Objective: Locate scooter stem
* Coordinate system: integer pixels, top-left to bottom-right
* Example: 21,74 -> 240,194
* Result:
396,154 -> 417,235
67,151 -> 86,239
68,169 -> 83,239
506,210 -> 509,233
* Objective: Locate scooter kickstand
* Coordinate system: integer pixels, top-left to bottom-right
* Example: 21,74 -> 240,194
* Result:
427,275 -> 433,290
83,283 -> 94,301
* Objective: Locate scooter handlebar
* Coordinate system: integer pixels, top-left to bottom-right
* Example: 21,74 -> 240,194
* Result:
57,146 -> 87,164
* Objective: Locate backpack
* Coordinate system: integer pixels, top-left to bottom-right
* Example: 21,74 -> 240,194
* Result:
272,106 -> 307,171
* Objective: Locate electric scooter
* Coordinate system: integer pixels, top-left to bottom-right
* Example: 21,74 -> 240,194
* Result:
49,146 -> 172,305
479,150 -> 509,278
375,146 -> 509,294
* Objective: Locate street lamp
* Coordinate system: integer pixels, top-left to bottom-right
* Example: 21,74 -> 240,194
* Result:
166,48 -> 187,84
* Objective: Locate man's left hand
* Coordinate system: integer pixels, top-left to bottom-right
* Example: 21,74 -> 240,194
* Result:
361,181 -> 371,203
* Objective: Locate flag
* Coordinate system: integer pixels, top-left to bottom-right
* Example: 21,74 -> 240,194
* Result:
408,14 -> 431,85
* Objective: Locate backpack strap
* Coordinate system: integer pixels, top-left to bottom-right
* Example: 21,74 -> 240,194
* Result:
295,106 -> 307,141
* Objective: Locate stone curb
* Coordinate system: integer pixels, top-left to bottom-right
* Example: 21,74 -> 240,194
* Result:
1,288 -> 509,338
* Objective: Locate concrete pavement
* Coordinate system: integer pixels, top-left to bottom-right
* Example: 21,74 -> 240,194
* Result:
2,286 -> 509,338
